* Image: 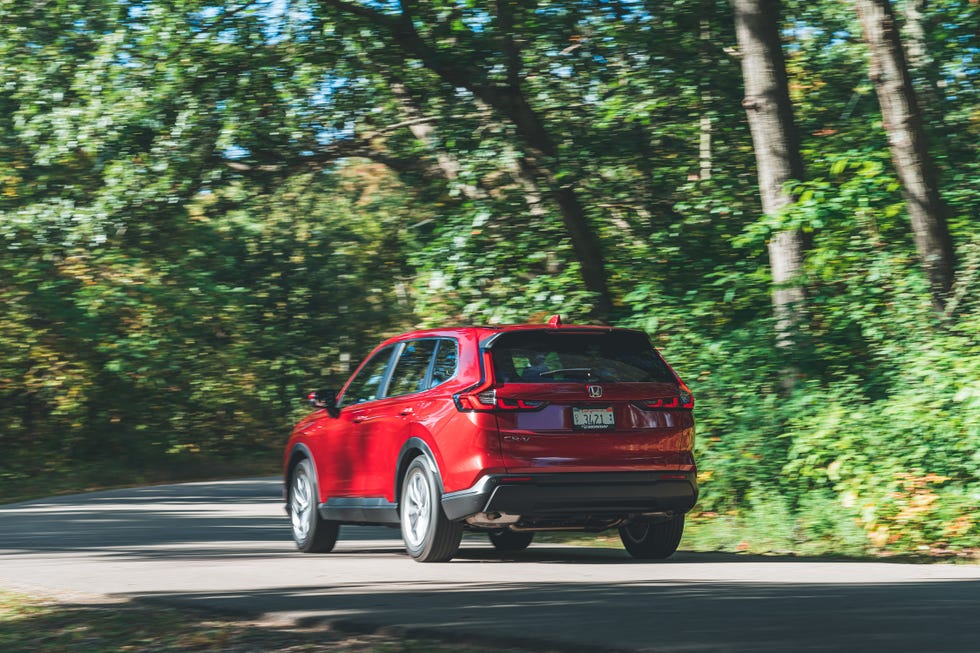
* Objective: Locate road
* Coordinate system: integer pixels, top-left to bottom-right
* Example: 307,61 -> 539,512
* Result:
1,478 -> 978,652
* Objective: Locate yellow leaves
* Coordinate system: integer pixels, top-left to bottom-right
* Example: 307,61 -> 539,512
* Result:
0,168 -> 21,197
868,525 -> 890,549
57,252 -> 96,284
166,444 -> 201,455
20,344 -> 91,416
893,493 -> 939,523
858,471 -> 965,553
944,515 -> 974,539
58,250 -> 159,289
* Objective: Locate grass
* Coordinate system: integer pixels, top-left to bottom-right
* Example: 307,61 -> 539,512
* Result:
537,518 -> 979,563
0,589 -> 541,653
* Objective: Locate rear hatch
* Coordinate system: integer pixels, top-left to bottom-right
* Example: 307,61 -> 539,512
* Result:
486,330 -> 695,473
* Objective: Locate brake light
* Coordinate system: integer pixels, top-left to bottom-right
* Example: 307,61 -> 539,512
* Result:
453,346 -> 549,412
495,397 -> 547,411
455,386 -> 497,411
639,388 -> 695,410
455,387 -> 548,412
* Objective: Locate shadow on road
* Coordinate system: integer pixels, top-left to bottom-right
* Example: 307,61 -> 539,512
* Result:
126,577 -> 980,653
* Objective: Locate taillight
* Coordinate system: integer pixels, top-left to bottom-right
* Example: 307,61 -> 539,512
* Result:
454,386 -> 497,411
495,397 -> 547,411
454,350 -> 498,411
638,387 -> 695,410
454,387 -> 547,412
453,347 -> 548,412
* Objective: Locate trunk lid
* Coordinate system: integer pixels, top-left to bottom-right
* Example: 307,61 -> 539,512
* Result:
485,330 -> 695,473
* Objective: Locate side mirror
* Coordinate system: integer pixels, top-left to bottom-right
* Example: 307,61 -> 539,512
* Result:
307,389 -> 340,418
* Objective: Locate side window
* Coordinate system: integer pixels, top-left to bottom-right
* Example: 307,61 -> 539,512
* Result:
340,347 -> 394,407
387,340 -> 438,398
428,339 -> 458,388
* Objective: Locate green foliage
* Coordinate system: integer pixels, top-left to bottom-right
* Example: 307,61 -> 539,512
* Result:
0,0 -> 977,555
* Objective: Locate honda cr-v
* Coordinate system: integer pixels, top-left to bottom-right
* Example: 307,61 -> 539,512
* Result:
283,315 -> 697,562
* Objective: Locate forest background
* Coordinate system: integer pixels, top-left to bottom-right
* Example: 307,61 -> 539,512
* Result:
1,0 -> 977,556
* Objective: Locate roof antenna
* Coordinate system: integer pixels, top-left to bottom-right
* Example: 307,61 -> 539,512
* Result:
547,314 -> 562,328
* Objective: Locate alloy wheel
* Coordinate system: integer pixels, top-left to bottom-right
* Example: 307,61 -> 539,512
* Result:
290,470 -> 313,540
402,467 -> 431,548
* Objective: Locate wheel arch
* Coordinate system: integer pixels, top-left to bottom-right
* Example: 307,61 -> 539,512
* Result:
284,443 -> 318,505
394,437 -> 444,503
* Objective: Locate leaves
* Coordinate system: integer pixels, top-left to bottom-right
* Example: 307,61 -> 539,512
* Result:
0,0 -> 976,552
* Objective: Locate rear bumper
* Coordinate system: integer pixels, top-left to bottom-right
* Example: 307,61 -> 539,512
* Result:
441,471 -> 698,521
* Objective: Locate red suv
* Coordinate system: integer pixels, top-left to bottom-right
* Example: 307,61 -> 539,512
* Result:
283,315 -> 697,562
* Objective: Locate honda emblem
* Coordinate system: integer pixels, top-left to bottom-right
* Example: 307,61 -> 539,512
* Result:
587,385 -> 603,399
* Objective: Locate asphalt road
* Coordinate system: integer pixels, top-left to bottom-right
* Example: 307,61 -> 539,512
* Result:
1,478 -> 978,652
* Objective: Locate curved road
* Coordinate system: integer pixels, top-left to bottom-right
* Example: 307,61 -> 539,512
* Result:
1,478 -> 978,652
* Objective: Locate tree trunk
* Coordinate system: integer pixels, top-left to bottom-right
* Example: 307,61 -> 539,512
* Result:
698,8 -> 714,182
389,82 -> 486,202
468,80 -> 615,322
902,0 -> 945,125
319,0 -> 615,322
731,0 -> 807,359
855,0 -> 956,312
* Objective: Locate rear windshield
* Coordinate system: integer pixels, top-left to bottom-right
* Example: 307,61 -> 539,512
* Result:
490,331 -> 676,384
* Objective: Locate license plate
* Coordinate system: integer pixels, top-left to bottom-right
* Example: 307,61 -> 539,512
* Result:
572,406 -> 615,430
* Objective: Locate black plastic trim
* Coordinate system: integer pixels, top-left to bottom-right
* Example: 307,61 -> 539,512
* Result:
318,497 -> 399,525
394,438 -> 444,500
441,472 -> 698,521
480,327 -> 619,350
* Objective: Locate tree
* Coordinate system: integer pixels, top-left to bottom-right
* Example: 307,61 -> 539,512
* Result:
317,0 -> 615,321
2,0 -> 977,554
731,0 -> 808,365
854,0 -> 956,312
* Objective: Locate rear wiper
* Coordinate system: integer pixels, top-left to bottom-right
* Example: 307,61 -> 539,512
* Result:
539,368 -> 593,379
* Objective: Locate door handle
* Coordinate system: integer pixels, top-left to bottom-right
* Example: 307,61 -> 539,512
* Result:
400,408 -> 414,416
352,415 -> 370,424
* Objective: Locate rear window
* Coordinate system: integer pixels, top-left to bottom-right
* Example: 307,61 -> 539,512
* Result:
489,331 -> 676,384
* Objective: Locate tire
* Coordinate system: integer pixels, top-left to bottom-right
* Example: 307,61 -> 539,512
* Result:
488,529 -> 534,553
619,515 -> 685,559
288,458 -> 339,553
400,457 -> 462,562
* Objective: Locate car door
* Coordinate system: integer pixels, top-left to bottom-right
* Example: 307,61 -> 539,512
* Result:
300,407 -> 362,500
354,338 -> 441,498
334,345 -> 397,497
